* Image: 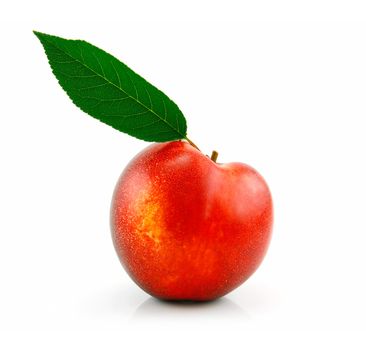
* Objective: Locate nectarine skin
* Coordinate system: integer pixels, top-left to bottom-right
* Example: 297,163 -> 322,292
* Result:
111,141 -> 273,301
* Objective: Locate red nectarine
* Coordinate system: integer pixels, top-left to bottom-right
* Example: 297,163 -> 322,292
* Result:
111,141 -> 273,301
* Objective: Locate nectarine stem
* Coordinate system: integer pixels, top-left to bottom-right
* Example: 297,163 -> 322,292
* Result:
211,150 -> 219,162
185,137 -> 200,151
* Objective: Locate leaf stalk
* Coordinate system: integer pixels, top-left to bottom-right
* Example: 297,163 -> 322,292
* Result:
185,137 -> 200,151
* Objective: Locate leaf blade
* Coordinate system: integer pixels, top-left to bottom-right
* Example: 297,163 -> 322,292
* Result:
34,31 -> 187,142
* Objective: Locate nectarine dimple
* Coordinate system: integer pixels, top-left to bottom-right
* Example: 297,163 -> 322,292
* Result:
110,141 -> 273,301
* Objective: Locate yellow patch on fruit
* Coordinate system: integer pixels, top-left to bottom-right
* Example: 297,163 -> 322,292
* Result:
134,188 -> 164,244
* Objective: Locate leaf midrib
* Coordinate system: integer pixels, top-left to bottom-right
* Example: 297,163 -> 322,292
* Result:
45,36 -> 185,138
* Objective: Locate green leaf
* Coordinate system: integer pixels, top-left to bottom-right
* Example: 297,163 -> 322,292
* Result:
34,31 -> 187,142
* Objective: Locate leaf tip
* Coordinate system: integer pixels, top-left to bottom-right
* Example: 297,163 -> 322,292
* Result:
33,30 -> 48,44
33,30 -> 55,43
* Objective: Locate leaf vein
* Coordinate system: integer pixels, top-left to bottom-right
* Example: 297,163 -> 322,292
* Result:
145,86 -> 153,109
129,119 -> 162,130
110,60 -> 122,89
77,82 -> 109,90
93,52 -> 106,78
104,110 -> 150,118
54,59 -> 75,64
175,112 -> 180,133
59,71 -> 99,79
125,69 -> 139,100
82,96 -> 130,102
162,98 -> 167,121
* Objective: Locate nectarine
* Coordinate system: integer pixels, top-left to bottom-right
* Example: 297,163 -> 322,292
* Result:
111,141 -> 273,301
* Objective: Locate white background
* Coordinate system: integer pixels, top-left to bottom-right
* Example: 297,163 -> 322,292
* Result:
1,2 -> 366,349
